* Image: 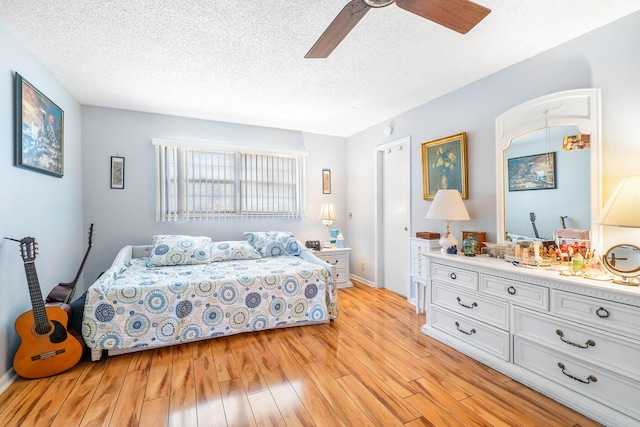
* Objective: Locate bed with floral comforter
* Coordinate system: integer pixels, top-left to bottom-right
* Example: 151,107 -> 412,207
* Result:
82,233 -> 338,361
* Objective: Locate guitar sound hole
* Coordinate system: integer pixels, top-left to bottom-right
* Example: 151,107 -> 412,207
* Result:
33,320 -> 68,344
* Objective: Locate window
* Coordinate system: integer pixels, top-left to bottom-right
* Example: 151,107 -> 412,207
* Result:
153,139 -> 306,221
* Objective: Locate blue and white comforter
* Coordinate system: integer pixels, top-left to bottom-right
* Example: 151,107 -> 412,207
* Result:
82,255 -> 338,351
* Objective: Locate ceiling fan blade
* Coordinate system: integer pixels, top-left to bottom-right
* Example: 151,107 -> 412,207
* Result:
396,0 -> 491,34
305,0 -> 371,58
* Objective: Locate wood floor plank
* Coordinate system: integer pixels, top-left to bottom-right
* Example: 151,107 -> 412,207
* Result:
193,355 -> 227,427
0,376 -> 55,426
80,354 -> 133,427
110,368 -> 148,427
19,378 -> 76,427
229,334 -> 268,394
247,389 -> 287,427
50,357 -> 110,427
335,374 -> 405,427
168,358 -> 197,427
303,361 -> 376,427
145,346 -> 173,400
244,334 -> 314,427
267,341 -> 346,427
210,337 -> 240,382
219,378 -> 257,427
139,396 -> 169,427
405,392 -> 466,427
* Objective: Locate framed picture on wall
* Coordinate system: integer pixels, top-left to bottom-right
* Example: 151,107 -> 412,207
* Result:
14,72 -> 64,177
421,132 -> 468,200
110,156 -> 125,189
322,169 -> 331,194
507,152 -> 556,191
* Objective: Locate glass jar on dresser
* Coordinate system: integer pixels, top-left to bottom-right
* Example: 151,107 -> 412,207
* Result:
421,251 -> 640,427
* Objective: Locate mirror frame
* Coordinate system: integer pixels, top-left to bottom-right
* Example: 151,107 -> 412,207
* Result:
495,89 -> 602,248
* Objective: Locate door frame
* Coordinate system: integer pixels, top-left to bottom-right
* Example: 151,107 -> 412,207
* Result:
374,136 -> 411,289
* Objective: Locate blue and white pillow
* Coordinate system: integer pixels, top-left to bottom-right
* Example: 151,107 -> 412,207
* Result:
244,231 -> 302,257
210,241 -> 262,262
146,235 -> 212,267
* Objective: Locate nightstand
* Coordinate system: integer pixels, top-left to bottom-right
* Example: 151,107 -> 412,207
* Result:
315,247 -> 352,289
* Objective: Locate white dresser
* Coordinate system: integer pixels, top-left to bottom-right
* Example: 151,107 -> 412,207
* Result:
420,251 -> 640,426
410,238 -> 440,313
315,247 -> 352,289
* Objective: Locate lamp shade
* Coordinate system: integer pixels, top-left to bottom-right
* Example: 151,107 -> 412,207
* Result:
596,176 -> 640,228
425,190 -> 470,221
318,203 -> 338,224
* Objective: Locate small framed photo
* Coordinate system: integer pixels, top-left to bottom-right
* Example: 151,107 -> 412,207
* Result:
110,156 -> 125,189
322,169 -> 331,194
14,72 -> 64,177
421,132 -> 468,200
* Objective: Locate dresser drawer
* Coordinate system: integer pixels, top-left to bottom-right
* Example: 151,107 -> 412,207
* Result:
513,307 -> 640,380
553,290 -> 640,339
411,254 -> 429,278
334,267 -> 348,285
514,337 -> 640,421
431,263 -> 478,290
480,274 -> 549,311
431,306 -> 510,361
432,283 -> 509,329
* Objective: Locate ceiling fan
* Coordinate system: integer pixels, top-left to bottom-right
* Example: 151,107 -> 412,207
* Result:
305,0 -> 491,58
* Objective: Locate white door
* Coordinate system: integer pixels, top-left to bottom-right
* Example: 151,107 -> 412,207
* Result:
377,138 -> 411,296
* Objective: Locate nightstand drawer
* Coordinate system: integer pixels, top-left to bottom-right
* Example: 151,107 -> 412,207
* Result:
553,290 -> 640,339
431,263 -> 478,290
431,306 -> 510,361
317,253 -> 347,269
433,283 -> 509,329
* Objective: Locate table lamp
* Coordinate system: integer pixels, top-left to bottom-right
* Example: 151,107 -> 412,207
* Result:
425,189 -> 470,252
595,176 -> 640,284
319,203 -> 337,227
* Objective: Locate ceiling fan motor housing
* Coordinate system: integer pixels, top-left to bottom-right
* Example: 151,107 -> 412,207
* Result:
362,0 -> 395,7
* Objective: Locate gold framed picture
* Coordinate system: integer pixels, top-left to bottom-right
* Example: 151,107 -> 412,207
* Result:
421,132 -> 468,200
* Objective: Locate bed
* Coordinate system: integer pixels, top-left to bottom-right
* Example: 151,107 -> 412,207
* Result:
82,233 -> 339,361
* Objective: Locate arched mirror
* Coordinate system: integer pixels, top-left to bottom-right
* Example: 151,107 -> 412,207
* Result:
495,89 -> 602,248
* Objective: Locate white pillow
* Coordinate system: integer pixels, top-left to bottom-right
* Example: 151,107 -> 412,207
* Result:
146,235 -> 212,267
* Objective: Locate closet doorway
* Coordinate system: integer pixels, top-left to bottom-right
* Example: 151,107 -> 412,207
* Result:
375,136 -> 411,296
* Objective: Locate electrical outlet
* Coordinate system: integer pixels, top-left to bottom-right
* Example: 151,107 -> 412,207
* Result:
360,262 -> 365,270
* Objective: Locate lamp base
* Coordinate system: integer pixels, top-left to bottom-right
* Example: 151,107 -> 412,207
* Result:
439,233 -> 459,253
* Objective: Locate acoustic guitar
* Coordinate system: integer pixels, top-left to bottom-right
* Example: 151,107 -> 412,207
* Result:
13,237 -> 83,379
46,223 -> 94,304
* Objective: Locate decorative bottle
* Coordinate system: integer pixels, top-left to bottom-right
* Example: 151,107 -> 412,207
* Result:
463,235 -> 478,257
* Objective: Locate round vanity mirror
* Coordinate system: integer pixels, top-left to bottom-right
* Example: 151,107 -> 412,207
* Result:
603,244 -> 640,285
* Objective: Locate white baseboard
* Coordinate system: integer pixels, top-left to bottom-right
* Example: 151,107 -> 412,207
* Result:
0,368 -> 17,395
349,274 -> 376,287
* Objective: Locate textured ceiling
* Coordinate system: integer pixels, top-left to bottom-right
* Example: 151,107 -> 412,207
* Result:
1,1 -> 639,137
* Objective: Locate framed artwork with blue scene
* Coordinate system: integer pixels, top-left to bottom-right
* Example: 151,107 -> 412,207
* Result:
14,72 -> 64,177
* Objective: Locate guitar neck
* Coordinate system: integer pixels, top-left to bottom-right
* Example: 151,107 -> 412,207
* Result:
23,261 -> 49,334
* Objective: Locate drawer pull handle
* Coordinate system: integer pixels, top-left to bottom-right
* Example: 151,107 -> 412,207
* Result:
326,259 -> 339,265
557,363 -> 597,384
507,286 -> 517,295
449,272 -> 457,280
596,307 -> 610,319
456,297 -> 477,309
556,330 -> 596,349
455,321 -> 476,335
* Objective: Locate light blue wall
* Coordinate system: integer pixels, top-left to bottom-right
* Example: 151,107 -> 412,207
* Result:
81,107 -> 348,285
0,24 -> 83,379
346,11 -> 640,283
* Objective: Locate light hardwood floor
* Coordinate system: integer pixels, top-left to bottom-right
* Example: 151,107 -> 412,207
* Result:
0,280 -> 602,427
